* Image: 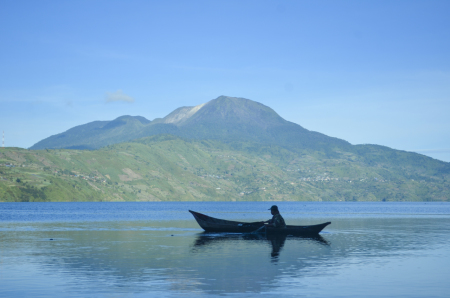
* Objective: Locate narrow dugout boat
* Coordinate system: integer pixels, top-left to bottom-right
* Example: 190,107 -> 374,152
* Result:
189,210 -> 331,236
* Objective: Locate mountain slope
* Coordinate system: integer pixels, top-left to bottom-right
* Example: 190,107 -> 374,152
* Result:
180,96 -> 286,128
31,116 -> 151,150
2,136 -> 449,202
30,96 -> 351,154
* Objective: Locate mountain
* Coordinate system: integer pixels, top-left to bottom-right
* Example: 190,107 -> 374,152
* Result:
19,95 -> 449,202
30,96 -> 350,154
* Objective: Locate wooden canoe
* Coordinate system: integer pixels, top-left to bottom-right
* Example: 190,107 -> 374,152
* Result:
189,210 -> 331,236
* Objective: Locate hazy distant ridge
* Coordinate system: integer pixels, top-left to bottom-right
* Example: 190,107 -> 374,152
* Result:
30,96 -> 350,153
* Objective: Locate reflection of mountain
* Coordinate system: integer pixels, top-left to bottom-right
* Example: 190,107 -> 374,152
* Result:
4,217 -> 450,296
6,224 -> 336,294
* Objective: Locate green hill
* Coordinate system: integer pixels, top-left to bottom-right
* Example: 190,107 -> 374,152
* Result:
1,135 -> 449,202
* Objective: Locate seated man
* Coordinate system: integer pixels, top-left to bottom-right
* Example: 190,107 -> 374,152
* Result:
264,205 -> 286,228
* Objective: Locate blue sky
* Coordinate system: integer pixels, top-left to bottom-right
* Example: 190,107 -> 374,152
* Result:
1,0 -> 449,161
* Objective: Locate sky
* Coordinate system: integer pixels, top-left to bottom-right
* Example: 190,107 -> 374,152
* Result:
1,0 -> 449,162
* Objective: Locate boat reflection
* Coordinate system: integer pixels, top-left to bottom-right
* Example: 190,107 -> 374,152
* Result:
192,232 -> 329,260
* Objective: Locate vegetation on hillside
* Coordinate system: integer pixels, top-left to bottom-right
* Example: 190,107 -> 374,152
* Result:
1,135 -> 449,202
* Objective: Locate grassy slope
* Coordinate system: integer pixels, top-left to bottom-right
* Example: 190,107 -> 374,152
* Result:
1,135 -> 449,202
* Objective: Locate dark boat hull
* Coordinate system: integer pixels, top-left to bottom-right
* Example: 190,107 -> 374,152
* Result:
189,210 -> 331,236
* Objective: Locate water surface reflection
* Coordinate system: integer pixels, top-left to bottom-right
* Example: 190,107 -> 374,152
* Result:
2,208 -> 450,297
193,232 -> 330,260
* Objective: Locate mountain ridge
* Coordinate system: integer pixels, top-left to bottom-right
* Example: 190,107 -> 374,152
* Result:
32,115 -> 151,150
30,96 -> 351,153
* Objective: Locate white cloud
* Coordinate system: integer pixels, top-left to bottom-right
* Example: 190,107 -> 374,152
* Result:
105,90 -> 134,103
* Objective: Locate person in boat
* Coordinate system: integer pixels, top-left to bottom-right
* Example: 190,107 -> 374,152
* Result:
264,205 -> 286,228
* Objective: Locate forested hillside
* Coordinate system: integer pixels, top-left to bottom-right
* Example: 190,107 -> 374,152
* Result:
1,135 -> 449,202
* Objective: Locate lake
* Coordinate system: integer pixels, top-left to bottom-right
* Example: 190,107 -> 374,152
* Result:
1,202 -> 449,297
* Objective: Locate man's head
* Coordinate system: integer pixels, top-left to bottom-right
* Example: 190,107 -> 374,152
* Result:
269,205 -> 279,215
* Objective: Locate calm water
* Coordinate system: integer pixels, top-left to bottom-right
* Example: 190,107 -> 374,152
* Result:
1,202 -> 449,297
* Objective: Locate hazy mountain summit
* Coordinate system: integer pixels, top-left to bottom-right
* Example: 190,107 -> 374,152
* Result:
167,96 -> 285,128
152,96 -> 284,128
30,95 -> 348,151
